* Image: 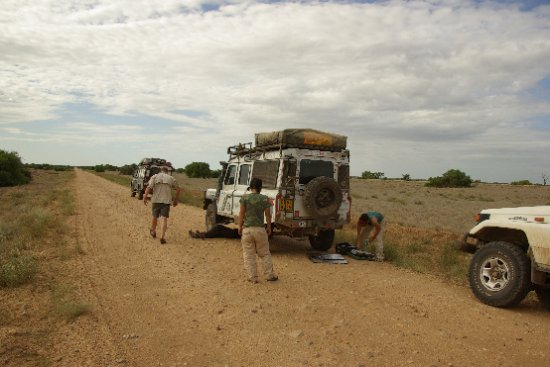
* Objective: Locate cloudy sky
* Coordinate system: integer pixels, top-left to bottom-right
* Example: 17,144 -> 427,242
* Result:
1,0 -> 549,183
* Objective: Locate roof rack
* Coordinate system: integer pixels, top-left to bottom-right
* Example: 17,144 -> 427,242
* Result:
139,158 -> 173,167
227,143 -> 253,160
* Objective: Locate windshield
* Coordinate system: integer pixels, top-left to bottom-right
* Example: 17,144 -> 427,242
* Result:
299,160 -> 333,185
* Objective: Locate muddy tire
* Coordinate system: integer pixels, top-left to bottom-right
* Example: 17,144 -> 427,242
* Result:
138,190 -> 144,200
468,241 -> 531,308
303,177 -> 342,219
205,203 -> 218,231
309,229 -> 335,251
535,287 -> 550,310
131,190 -> 136,197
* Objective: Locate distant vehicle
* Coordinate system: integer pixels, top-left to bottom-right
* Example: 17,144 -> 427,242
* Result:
203,128 -> 351,251
131,158 -> 173,199
459,206 -> 550,309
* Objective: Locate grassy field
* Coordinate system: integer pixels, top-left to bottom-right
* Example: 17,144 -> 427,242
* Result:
96,171 -> 550,283
0,169 -> 90,365
348,179 -> 550,282
351,178 -> 550,232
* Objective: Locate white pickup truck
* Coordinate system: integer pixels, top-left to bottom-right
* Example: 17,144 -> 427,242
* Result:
460,206 -> 550,309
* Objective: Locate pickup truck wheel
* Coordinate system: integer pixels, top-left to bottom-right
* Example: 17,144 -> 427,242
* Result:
205,203 -> 218,231
535,287 -> 550,310
138,190 -> 144,200
309,229 -> 335,251
304,177 -> 342,220
468,241 -> 531,308
131,190 -> 136,197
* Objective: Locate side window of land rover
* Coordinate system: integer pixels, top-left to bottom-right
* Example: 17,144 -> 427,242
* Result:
238,164 -> 251,186
225,165 -> 237,185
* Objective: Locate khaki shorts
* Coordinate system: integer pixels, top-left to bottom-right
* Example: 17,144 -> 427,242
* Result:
152,203 -> 170,218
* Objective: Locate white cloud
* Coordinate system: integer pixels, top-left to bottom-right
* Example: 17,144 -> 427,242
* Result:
0,0 -> 549,182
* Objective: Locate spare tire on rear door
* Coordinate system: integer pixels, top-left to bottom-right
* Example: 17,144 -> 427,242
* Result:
303,176 -> 342,220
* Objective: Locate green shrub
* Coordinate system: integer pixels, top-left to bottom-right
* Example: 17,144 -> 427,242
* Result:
94,165 -> 106,172
118,164 -> 137,175
426,169 -> 472,188
511,180 -> 531,185
0,252 -> 36,287
361,171 -> 385,179
185,162 -> 211,178
0,150 -> 31,187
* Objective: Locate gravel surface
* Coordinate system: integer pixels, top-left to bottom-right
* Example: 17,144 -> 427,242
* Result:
51,169 -> 550,367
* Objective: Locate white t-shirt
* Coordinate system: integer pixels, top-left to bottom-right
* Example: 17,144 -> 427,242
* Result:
148,172 -> 178,204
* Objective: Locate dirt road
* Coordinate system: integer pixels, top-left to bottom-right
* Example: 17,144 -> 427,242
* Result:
58,169 -> 550,367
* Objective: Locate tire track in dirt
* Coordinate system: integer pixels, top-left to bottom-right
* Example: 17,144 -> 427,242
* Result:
71,169 -> 550,367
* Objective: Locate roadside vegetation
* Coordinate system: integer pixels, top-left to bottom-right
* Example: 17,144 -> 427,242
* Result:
0,168 -> 91,365
425,169 -> 473,188
0,149 -> 31,187
349,178 -> 550,283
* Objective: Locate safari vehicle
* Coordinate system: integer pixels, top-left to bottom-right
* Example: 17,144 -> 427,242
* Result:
460,206 -> 550,309
203,128 -> 351,251
130,158 -> 173,199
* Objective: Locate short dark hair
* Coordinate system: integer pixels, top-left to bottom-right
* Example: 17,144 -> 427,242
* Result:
248,177 -> 263,192
359,213 -> 369,222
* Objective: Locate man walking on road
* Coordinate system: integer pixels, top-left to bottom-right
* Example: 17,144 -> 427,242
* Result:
143,165 -> 181,244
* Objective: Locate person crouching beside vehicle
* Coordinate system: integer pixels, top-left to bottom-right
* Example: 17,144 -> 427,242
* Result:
356,211 -> 385,261
238,178 -> 278,283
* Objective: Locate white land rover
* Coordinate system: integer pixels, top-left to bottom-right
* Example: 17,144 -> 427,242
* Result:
460,206 -> 550,309
203,129 -> 351,251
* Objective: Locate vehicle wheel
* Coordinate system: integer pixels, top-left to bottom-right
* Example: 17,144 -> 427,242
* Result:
205,203 -> 218,231
468,241 -> 531,308
309,229 -> 335,251
535,287 -> 550,310
303,177 -> 342,220
138,190 -> 144,200
130,188 -> 136,197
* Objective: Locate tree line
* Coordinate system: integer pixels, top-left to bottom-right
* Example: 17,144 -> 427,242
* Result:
60,162 -> 220,178
360,169 -> 474,187
1,149 -> 546,187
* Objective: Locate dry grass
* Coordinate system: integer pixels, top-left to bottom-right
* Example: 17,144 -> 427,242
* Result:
51,283 -> 92,320
350,179 -> 550,232
348,179 -> 550,282
0,169 -> 92,365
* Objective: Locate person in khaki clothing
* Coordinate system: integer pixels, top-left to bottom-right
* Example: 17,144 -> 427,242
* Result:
143,165 -> 180,245
238,178 -> 278,283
